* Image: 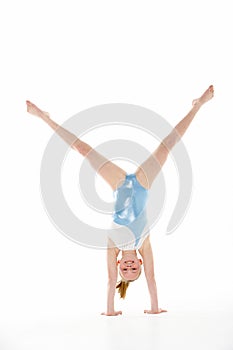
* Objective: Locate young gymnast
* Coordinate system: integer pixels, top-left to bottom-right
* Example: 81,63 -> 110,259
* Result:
26,85 -> 214,316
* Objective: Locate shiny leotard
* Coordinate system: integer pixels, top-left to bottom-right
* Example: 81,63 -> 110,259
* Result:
110,174 -> 149,250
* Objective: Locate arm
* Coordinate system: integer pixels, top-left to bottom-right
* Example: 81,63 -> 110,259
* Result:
139,236 -> 167,314
101,240 -> 122,316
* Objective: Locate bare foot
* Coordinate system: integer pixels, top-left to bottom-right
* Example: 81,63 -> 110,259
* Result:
192,85 -> 214,107
26,100 -> 50,119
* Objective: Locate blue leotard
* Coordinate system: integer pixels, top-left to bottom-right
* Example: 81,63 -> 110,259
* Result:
110,174 -> 149,250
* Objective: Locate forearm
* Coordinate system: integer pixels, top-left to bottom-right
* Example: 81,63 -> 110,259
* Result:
106,280 -> 117,313
146,276 -> 159,311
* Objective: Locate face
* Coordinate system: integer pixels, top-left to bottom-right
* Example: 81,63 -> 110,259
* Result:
118,255 -> 142,281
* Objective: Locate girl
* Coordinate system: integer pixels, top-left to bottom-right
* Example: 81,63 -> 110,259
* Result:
26,85 -> 214,316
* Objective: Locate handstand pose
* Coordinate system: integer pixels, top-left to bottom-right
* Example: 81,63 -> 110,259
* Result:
26,85 -> 214,316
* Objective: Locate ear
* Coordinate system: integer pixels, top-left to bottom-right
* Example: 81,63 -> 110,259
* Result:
117,260 -> 121,265
139,259 -> 143,265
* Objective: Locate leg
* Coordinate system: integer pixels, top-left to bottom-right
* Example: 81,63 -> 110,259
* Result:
136,85 -> 214,189
26,101 -> 126,190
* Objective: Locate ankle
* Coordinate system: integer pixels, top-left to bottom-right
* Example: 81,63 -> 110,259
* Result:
41,113 -> 50,121
192,102 -> 202,112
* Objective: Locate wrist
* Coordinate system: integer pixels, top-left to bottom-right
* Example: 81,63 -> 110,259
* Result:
151,304 -> 159,311
107,307 -> 115,313
151,299 -> 159,310
151,307 -> 159,313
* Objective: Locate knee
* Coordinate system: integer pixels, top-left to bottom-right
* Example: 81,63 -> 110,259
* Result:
163,129 -> 181,152
73,140 -> 91,156
162,132 -> 179,151
158,143 -> 170,157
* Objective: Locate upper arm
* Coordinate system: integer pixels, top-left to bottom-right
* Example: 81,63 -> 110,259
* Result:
139,236 -> 155,279
107,239 -> 119,281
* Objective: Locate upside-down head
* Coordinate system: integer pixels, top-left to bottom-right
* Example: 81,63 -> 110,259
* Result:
116,257 -> 143,298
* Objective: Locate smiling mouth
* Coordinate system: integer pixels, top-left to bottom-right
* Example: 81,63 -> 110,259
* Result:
124,260 -> 134,264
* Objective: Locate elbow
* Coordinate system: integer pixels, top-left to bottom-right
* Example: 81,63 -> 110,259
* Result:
108,278 -> 117,287
146,273 -> 156,283
108,276 -> 117,283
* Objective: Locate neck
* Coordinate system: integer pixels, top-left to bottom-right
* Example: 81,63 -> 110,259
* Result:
121,250 -> 137,257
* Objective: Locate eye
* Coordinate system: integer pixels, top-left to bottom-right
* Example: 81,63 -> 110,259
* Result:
132,268 -> 137,271
123,268 -> 127,271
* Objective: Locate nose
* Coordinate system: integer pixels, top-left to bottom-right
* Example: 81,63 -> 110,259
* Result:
124,260 -> 134,264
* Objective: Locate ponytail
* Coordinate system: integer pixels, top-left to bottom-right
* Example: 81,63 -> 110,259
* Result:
116,280 -> 130,299
116,267 -> 142,299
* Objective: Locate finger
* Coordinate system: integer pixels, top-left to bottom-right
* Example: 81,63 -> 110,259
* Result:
144,310 -> 151,314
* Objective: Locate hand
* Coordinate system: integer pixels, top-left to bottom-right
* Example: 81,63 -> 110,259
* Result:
101,311 -> 122,316
144,308 -> 167,314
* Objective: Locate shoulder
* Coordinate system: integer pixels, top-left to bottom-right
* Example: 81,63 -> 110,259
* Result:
107,238 -> 120,257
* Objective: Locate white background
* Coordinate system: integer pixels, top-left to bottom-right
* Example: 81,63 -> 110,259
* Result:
0,0 -> 233,348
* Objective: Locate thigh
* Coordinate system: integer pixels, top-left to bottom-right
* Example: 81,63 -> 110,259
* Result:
87,148 -> 127,190
135,143 -> 169,189
98,160 -> 127,191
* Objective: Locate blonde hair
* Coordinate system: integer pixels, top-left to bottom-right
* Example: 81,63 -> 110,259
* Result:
116,280 -> 130,299
116,269 -> 142,299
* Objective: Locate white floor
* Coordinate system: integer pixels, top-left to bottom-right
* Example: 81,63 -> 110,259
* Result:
1,308 -> 233,350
